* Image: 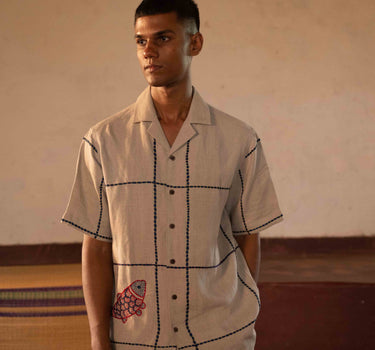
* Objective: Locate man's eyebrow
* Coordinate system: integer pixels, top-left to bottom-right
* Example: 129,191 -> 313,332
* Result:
134,30 -> 176,39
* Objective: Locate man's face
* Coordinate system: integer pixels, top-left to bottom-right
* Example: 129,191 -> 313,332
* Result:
134,12 -> 194,88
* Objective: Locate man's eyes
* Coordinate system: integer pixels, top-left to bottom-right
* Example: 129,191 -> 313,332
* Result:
158,36 -> 170,42
136,36 -> 171,45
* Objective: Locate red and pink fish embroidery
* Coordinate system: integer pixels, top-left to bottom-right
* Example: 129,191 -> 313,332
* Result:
112,280 -> 146,323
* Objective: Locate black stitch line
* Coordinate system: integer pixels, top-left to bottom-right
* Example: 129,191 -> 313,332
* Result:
82,137 -> 98,153
219,225 -> 235,250
110,340 -> 177,349
153,139 -> 161,349
233,214 -> 283,234
184,141 -> 199,349
245,138 -> 260,159
106,180 -> 152,187
106,181 -> 230,190
61,219 -> 111,241
237,272 -> 261,308
112,246 -> 239,270
238,169 -> 250,233
95,177 -> 104,237
178,272 -> 259,349
179,318 -> 256,349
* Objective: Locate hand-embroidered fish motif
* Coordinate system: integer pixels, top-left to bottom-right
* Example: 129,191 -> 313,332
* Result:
112,280 -> 146,323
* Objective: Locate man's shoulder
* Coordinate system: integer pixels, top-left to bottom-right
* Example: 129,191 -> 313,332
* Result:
208,104 -> 258,143
86,102 -> 136,139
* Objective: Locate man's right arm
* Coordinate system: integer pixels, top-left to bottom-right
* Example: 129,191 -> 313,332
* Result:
82,235 -> 113,350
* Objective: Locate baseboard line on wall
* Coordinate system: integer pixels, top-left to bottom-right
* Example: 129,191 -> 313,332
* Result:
0,236 -> 374,266
0,243 -> 82,266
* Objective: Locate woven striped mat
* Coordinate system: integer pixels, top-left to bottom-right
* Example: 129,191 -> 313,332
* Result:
0,286 -> 90,350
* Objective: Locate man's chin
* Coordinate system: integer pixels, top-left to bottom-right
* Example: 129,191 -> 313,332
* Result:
146,79 -> 166,88
144,75 -> 174,88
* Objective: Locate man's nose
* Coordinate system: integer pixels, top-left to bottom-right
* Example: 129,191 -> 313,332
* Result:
143,41 -> 158,59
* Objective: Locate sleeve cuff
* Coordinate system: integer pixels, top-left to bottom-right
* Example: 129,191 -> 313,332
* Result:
61,218 -> 112,242
232,213 -> 283,235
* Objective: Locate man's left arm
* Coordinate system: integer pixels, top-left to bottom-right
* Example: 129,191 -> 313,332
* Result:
234,233 -> 260,283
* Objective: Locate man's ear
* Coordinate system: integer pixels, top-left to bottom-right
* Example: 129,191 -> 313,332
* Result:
190,32 -> 203,56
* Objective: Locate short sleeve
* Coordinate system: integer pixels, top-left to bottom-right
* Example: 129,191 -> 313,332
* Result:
226,134 -> 283,235
61,130 -> 112,242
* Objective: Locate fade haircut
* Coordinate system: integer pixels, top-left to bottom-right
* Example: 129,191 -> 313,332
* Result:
135,0 -> 200,33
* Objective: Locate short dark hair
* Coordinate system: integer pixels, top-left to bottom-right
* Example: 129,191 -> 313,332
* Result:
135,0 -> 200,32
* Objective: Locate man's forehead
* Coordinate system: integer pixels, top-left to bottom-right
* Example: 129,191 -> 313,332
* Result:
134,12 -> 181,32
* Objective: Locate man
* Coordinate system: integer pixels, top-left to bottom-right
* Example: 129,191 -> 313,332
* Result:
62,0 -> 283,349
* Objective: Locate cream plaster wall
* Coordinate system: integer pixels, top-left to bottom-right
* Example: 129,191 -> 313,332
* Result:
1,0 -> 374,244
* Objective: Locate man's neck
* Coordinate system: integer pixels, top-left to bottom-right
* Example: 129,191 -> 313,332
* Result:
151,82 -> 193,124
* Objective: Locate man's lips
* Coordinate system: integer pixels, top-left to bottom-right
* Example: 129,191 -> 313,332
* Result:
145,64 -> 162,73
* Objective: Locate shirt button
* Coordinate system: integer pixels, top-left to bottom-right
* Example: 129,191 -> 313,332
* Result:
169,223 -> 175,229
169,189 -> 175,195
170,259 -> 175,264
169,155 -> 176,161
172,294 -> 177,300
173,327 -> 179,332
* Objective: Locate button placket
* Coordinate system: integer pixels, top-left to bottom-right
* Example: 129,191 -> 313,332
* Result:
166,153 -> 181,336
167,153 -> 177,267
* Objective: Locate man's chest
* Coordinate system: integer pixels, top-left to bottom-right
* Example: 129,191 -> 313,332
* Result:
99,125 -> 243,190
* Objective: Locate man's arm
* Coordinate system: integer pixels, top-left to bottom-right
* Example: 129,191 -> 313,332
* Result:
234,233 -> 260,283
82,235 -> 113,350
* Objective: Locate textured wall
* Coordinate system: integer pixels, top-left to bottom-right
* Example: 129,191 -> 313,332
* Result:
1,0 -> 374,244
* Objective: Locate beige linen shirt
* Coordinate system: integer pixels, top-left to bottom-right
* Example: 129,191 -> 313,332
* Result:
62,87 -> 283,350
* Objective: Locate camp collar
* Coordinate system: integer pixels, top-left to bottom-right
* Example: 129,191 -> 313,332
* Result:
132,86 -> 212,125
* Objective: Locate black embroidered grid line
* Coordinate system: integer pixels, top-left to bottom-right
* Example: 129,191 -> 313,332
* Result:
220,225 -> 260,310
179,272 -> 259,349
219,225 -> 236,250
244,138 -> 260,159
95,177 -> 104,237
152,139 -> 161,349
179,319 -> 256,349
184,140 -> 198,349
61,219 -> 111,241
105,181 -> 230,190
112,246 -> 239,270
82,137 -> 98,153
106,181 -> 153,187
164,183 -> 230,190
237,272 -> 261,308
110,340 -> 177,349
233,214 -> 283,234
238,169 -> 250,233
